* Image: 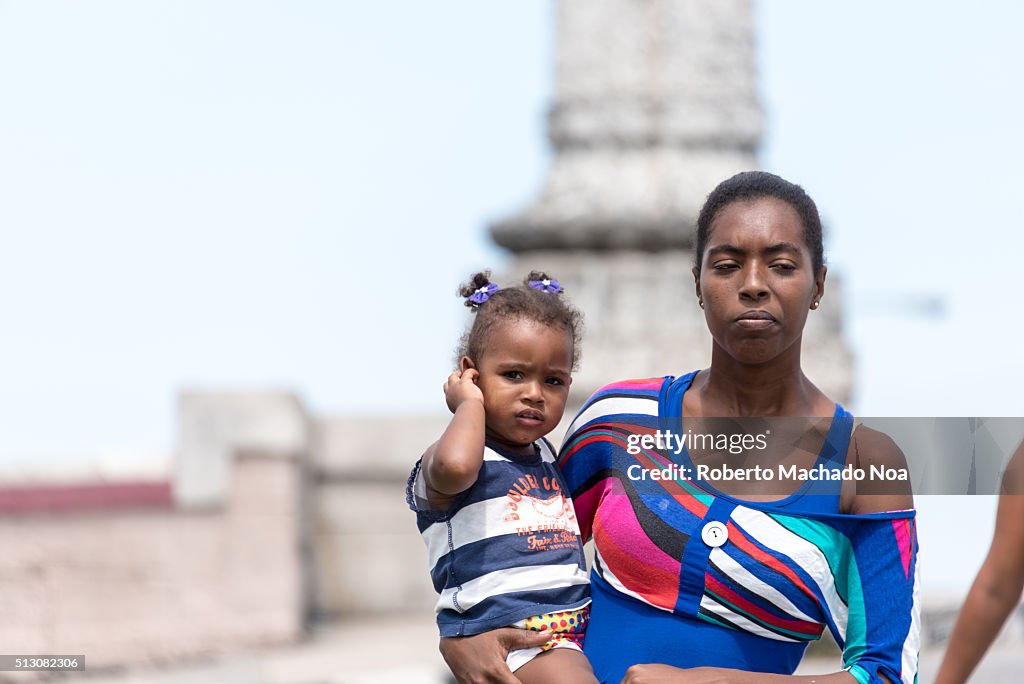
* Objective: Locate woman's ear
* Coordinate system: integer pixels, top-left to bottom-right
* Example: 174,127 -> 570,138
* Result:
693,267 -> 705,309
813,266 -> 827,308
459,355 -> 476,372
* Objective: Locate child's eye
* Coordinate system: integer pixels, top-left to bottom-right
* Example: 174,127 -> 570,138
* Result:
546,377 -> 565,386
503,371 -> 524,380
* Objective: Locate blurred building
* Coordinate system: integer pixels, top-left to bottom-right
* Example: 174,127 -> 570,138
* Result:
493,0 -> 852,407
0,0 -> 870,675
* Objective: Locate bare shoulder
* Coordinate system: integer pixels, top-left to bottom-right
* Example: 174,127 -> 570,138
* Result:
850,426 -> 907,469
844,425 -> 915,514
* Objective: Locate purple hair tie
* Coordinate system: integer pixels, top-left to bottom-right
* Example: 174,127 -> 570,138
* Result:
468,282 -> 499,306
528,278 -> 562,294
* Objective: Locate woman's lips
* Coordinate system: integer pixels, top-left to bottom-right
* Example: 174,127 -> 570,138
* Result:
735,311 -> 776,329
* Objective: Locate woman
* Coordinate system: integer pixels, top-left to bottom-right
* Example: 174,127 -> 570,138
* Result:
440,171 -> 920,684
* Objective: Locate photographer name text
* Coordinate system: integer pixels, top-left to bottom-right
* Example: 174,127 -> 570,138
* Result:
626,463 -> 908,482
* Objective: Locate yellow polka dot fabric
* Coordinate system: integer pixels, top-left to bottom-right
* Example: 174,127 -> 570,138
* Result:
521,606 -> 589,651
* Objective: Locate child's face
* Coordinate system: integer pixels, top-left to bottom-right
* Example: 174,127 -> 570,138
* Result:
465,318 -> 573,454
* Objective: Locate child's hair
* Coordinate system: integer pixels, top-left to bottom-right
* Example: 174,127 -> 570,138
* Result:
455,270 -> 583,370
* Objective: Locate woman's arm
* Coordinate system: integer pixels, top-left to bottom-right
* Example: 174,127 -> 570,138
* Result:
620,665 -> 857,684
438,629 -> 553,684
841,428 -> 916,684
935,446 -> 1024,684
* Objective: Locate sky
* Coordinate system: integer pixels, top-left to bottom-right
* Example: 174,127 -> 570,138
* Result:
2,1 -> 1023,593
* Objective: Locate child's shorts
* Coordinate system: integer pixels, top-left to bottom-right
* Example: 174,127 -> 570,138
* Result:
505,605 -> 590,673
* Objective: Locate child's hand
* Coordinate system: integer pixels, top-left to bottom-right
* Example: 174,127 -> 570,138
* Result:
444,368 -> 483,413
427,368 -> 487,496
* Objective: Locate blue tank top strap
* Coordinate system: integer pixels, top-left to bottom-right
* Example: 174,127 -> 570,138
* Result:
657,371 -> 698,430
774,403 -> 853,515
658,371 -> 853,515
820,404 -> 854,467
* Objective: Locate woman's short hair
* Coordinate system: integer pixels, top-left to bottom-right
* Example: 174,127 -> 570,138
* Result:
694,171 -> 825,276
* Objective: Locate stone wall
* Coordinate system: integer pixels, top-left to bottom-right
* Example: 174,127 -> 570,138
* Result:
310,415 -> 446,619
0,452 -> 304,673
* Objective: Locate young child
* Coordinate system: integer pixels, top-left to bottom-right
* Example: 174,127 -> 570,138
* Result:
406,271 -> 596,684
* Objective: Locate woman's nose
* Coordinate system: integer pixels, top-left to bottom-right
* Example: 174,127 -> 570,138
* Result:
739,265 -> 769,300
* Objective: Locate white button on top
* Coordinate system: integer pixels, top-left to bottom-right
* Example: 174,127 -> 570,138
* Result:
701,521 -> 728,548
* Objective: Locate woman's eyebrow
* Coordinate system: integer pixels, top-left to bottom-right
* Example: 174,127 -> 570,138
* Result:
762,242 -> 803,255
707,242 -> 803,256
706,244 -> 745,257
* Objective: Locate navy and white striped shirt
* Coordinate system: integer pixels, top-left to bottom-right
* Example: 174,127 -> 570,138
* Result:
407,439 -> 590,637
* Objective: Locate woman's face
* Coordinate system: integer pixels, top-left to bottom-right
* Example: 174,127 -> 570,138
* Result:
695,196 -> 825,366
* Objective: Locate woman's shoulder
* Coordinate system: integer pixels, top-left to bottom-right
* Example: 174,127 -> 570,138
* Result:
844,424 -> 915,514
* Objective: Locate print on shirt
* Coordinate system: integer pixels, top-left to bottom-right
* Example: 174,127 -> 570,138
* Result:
504,474 -> 581,553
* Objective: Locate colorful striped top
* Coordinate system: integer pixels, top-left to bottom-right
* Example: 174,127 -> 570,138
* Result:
408,438 -> 590,637
558,374 -> 920,684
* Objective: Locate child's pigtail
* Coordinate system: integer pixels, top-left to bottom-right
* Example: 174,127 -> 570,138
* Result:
454,268 -> 582,370
458,271 -> 499,310
525,271 -> 563,295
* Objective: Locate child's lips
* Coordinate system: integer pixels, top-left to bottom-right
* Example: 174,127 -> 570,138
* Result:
516,410 -> 544,425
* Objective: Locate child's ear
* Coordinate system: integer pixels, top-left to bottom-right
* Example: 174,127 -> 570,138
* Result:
459,356 -> 476,372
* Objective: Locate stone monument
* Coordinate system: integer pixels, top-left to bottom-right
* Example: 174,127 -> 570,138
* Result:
492,0 -> 852,405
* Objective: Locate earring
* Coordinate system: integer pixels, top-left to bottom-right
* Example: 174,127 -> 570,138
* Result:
811,300 -> 819,310
698,300 -> 705,309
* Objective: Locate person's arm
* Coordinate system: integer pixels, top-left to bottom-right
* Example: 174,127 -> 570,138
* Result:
421,368 -> 486,499
619,665 -> 856,684
935,446 -> 1024,684
438,629 -> 554,684
841,428 -> 916,684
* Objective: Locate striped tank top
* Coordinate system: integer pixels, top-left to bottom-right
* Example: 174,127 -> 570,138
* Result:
559,374 -> 920,684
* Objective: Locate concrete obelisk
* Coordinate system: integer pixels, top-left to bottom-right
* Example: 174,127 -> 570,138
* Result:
492,0 -> 852,406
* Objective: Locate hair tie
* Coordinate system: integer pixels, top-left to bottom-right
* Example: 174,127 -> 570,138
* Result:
468,282 -> 499,307
528,278 -> 562,294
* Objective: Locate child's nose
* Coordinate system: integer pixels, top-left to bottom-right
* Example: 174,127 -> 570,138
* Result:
522,379 -> 543,402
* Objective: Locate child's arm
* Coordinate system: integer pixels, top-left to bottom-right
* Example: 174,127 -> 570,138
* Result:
421,368 -> 486,497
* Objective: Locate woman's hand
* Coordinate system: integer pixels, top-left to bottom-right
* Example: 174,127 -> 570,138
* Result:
439,628 -> 551,684
622,665 -> 729,684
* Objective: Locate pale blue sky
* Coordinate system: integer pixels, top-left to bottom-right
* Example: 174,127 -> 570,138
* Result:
2,1 -> 1023,593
